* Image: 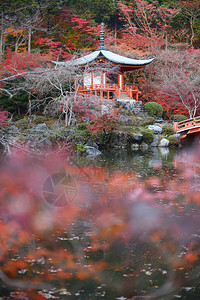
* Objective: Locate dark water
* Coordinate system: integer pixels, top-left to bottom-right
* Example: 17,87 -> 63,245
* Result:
0,147 -> 200,300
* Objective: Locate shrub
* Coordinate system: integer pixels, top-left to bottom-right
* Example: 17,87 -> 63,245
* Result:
143,116 -> 155,126
171,114 -> 188,122
73,129 -> 91,144
162,124 -> 175,136
144,102 -> 163,118
87,114 -> 119,135
76,122 -> 90,130
15,117 -> 29,129
141,130 -> 154,144
77,143 -> 88,153
34,115 -> 47,124
167,135 -> 178,147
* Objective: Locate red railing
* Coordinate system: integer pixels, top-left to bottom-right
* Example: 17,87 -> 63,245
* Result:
77,84 -> 140,100
174,116 -> 200,132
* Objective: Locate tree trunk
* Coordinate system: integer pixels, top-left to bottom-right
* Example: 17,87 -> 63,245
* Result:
28,94 -> 31,116
114,14 -> 117,41
165,33 -> 168,51
28,27 -> 31,53
0,11 -> 4,58
17,105 -> 21,116
189,17 -> 194,47
15,38 -> 18,53
0,30 -> 3,58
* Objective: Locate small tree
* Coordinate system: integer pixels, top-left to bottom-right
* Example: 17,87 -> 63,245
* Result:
0,110 -> 8,127
153,48 -> 200,118
144,101 -> 163,118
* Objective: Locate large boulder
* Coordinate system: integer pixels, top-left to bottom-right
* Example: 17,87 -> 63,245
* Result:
131,133 -> 143,142
148,125 -> 163,134
110,132 -> 128,148
27,137 -> 52,151
30,123 -> 49,133
37,137 -> 52,150
159,138 -> 169,147
151,135 -> 160,147
86,146 -> 101,158
86,140 -> 99,149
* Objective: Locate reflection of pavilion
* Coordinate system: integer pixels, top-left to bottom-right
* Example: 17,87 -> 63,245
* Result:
55,23 -> 154,101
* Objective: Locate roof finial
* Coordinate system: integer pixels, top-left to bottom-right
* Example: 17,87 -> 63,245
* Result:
98,22 -> 108,51
100,22 -> 105,48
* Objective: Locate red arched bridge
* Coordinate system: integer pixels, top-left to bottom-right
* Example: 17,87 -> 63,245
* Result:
173,116 -> 200,139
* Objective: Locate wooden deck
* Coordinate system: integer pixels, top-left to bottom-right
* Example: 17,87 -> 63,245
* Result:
174,116 -> 200,139
78,84 -> 141,101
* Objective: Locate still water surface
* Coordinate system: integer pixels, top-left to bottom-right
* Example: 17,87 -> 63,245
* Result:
1,147 -> 200,299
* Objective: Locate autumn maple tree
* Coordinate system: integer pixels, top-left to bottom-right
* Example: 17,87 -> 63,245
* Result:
152,47 -> 200,118
0,110 -> 8,127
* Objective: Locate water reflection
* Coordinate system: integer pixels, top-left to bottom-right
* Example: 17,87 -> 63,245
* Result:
0,146 -> 200,299
75,147 -> 179,179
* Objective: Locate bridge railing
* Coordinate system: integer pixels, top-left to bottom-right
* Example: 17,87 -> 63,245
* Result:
174,116 -> 200,132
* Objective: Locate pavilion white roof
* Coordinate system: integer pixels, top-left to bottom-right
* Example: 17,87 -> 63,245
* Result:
52,49 -> 154,67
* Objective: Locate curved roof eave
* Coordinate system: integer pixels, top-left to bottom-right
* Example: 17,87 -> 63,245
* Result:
52,50 -> 154,67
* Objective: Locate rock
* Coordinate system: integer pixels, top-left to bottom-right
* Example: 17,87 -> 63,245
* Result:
9,125 -> 19,133
86,140 -> 99,149
30,123 -> 49,133
119,115 -> 133,126
27,137 -> 52,151
151,135 -> 160,147
140,142 -> 148,151
171,133 -> 181,145
110,132 -> 128,148
131,143 -> 139,150
159,138 -> 169,147
37,137 -> 52,150
148,125 -> 163,134
101,104 -> 111,114
62,129 -> 75,141
131,133 -> 143,142
86,146 -> 101,157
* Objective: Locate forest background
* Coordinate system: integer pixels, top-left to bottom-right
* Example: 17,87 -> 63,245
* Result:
0,0 -> 200,120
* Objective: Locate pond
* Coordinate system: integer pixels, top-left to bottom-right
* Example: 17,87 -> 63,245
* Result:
0,146 -> 199,299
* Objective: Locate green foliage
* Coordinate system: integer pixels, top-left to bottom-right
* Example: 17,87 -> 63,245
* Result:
15,117 -> 29,129
167,135 -> 178,147
77,143 -> 88,153
73,129 -> 91,144
171,114 -> 188,122
141,130 -> 154,144
0,93 -> 28,116
34,115 -> 47,124
162,124 -> 175,136
144,102 -> 164,118
76,122 -> 90,130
